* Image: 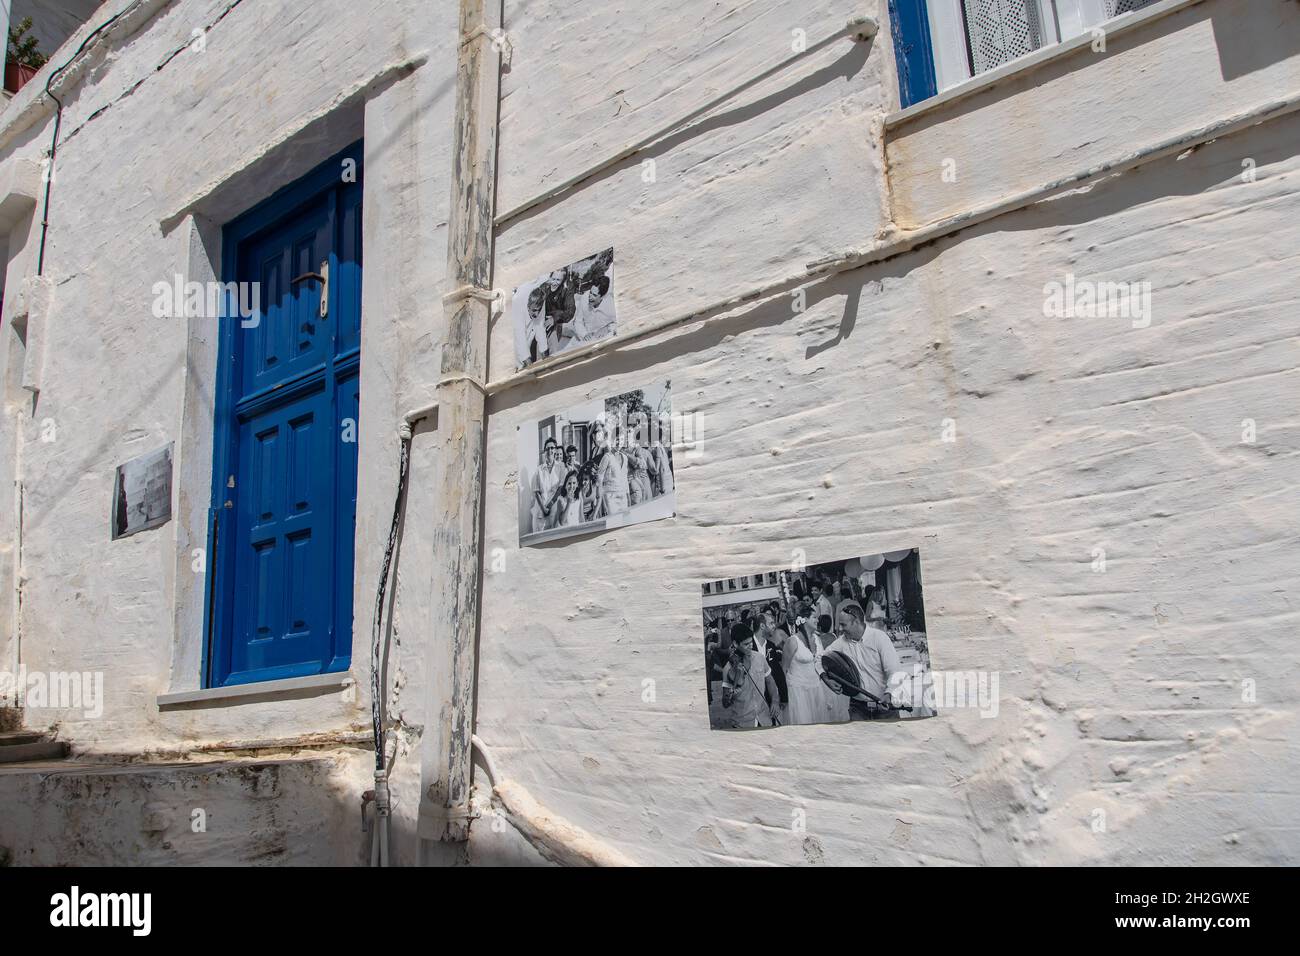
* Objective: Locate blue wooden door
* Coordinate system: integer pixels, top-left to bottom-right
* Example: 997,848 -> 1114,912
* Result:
207,145 -> 362,687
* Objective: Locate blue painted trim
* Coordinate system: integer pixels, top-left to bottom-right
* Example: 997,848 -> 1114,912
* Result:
201,140 -> 363,689
200,507 -> 219,689
888,0 -> 939,108
234,362 -> 330,418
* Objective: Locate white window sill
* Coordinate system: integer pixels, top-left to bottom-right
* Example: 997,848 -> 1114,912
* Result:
886,0 -> 1206,128
157,672 -> 353,710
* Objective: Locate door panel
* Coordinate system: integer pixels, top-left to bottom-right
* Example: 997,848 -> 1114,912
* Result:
228,383 -> 335,683
335,179 -> 363,356
241,202 -> 332,398
332,364 -> 360,672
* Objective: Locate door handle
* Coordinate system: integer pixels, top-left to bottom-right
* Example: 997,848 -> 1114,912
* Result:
289,260 -> 329,319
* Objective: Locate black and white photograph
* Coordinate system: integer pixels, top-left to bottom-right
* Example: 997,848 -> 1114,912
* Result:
111,443 -> 174,540
516,380 -> 675,546
702,549 -> 936,730
510,247 -> 617,368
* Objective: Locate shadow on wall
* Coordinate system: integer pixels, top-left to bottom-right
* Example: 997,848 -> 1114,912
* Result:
501,36 -> 874,230
491,103 -> 1300,417
0,754 -> 368,866
1210,0 -> 1298,81
0,746 -> 556,866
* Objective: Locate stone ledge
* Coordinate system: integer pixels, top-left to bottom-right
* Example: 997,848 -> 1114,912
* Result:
157,672 -> 353,710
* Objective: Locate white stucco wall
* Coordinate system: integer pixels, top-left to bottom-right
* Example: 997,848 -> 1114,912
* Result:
0,0 -> 1295,866
0,0 -> 456,867
474,0 -> 1300,865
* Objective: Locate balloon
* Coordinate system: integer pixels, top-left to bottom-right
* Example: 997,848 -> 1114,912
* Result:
860,553 -> 885,571
883,549 -> 912,563
844,558 -> 863,577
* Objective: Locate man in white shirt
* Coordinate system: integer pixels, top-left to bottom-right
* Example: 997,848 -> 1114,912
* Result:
528,438 -> 565,533
566,277 -> 614,346
522,285 -> 548,365
825,601 -> 903,719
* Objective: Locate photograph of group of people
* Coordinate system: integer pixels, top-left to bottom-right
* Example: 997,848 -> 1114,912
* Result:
516,380 -> 676,546
510,247 -> 617,368
702,549 -> 936,730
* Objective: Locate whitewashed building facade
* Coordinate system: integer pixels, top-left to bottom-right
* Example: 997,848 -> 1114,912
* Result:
0,0 -> 1296,866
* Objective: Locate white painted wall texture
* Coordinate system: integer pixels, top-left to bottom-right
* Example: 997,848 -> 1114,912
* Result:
0,0 -> 1296,865
0,0 -> 456,867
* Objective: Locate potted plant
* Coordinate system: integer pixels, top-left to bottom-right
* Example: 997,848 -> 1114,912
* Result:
6,17 -> 47,94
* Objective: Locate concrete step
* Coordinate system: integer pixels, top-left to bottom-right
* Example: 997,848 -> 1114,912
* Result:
0,753 -> 366,865
0,731 -> 46,746
0,737 -> 69,763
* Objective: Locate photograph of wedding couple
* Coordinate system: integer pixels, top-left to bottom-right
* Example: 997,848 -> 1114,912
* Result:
509,247 -> 617,368
701,549 -> 936,730
515,380 -> 676,546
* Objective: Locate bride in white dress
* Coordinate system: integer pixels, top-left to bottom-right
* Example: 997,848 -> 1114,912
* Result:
781,614 -> 843,725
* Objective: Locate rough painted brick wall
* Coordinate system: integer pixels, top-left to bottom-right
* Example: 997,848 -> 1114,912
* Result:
471,0 -> 1300,865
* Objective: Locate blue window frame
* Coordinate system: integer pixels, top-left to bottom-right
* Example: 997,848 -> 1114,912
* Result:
202,141 -> 363,688
889,0 -> 940,109
892,2 -> 1166,109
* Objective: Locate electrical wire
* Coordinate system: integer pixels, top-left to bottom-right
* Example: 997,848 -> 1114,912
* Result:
370,429 -> 412,772
36,1 -> 145,275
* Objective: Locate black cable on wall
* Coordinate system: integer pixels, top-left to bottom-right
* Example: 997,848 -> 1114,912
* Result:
371,430 -> 412,773
36,2 -> 139,276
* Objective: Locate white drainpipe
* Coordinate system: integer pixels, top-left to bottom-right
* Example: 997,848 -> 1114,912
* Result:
416,0 -> 502,845
9,411 -> 22,704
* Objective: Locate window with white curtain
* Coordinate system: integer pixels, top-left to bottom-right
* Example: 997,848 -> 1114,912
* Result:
919,0 -> 1163,95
